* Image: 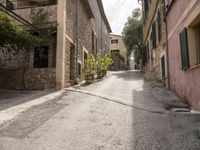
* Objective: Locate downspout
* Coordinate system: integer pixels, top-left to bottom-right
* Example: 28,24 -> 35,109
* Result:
164,1 -> 170,89
101,16 -> 103,53
75,0 -> 79,78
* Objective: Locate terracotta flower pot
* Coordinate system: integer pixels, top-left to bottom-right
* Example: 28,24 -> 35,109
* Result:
85,74 -> 95,84
103,70 -> 107,76
97,70 -> 104,79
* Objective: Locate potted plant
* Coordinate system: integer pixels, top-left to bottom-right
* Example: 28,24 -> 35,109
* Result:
103,54 -> 112,75
84,55 -> 96,84
97,52 -> 105,79
97,52 -> 112,78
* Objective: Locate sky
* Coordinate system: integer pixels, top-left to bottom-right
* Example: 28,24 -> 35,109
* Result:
102,0 -> 141,35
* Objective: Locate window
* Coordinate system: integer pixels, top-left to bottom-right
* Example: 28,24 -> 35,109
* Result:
146,41 -> 149,61
143,46 -> 147,65
83,50 -> 88,69
152,22 -> 157,49
144,0 -> 149,15
161,56 -> 166,78
143,42 -> 150,65
34,46 -> 49,68
111,39 -> 118,44
6,0 -> 14,10
111,50 -> 120,55
92,30 -> 97,55
48,0 -> 57,5
196,23 -> 200,63
157,9 -> 162,43
77,62 -> 81,76
179,28 -> 189,70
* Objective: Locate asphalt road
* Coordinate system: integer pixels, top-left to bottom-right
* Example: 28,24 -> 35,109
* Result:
0,71 -> 200,150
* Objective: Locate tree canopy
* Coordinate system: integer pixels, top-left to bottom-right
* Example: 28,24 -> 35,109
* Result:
122,8 -> 143,64
0,12 -> 39,52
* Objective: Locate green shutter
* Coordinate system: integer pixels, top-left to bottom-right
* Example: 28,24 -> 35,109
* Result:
179,28 -> 189,70
152,22 -> 157,49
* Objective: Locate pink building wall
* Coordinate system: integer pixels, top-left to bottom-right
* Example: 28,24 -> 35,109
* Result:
167,0 -> 200,110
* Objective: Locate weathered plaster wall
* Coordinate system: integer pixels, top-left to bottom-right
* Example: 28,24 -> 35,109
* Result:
167,0 -> 200,110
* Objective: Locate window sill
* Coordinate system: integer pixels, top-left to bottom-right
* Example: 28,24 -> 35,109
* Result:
189,64 -> 200,70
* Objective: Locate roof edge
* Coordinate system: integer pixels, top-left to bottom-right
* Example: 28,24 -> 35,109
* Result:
97,0 -> 112,33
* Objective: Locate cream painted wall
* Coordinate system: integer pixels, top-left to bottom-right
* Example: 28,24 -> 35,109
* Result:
109,34 -> 128,64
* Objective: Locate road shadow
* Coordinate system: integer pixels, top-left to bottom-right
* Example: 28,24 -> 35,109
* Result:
0,90 -> 59,111
0,92 -> 68,139
131,80 -> 200,150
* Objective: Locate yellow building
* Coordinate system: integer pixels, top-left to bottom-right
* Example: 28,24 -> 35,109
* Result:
109,34 -> 129,70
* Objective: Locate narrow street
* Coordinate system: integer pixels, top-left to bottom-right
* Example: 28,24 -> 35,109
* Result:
0,71 -> 200,150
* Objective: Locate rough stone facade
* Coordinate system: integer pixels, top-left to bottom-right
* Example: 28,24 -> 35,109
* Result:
0,69 -> 55,90
0,0 -> 111,90
142,0 -> 168,85
64,0 -> 111,84
25,68 -> 56,90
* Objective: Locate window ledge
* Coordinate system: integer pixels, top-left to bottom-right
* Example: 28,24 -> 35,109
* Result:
189,64 -> 200,70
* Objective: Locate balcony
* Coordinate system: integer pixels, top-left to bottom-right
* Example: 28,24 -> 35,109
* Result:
9,0 -> 57,9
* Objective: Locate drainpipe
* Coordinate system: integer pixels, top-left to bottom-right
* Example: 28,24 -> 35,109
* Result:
101,16 -> 103,54
164,1 -> 170,89
75,0 -> 79,79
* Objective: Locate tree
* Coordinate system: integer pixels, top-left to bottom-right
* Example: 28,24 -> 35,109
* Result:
122,8 -> 143,65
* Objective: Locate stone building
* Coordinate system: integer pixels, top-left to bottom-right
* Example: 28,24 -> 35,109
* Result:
109,34 -> 129,71
166,0 -> 200,110
141,0 -> 168,85
0,0 -> 111,90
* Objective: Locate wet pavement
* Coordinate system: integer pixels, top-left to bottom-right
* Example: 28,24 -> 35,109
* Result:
0,71 -> 200,150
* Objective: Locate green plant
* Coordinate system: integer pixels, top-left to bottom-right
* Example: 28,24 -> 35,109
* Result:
97,52 -> 112,70
104,54 -> 112,67
84,55 -> 96,75
0,12 -> 39,51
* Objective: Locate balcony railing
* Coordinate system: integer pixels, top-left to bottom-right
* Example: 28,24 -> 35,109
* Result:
7,0 -> 57,9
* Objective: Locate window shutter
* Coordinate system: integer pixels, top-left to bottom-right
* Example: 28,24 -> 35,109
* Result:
152,22 -> 157,49
77,63 -> 81,76
143,46 -> 147,65
146,41 -> 149,61
179,28 -> 189,70
144,0 -> 149,13
157,10 -> 161,42
92,31 -> 94,54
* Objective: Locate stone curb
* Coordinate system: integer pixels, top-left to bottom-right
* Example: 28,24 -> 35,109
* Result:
65,88 -> 168,114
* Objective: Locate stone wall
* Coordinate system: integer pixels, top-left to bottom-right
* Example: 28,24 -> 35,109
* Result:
64,40 -> 72,87
64,0 -> 111,84
25,68 -> 56,90
13,5 -> 57,24
0,69 -> 24,90
0,68 -> 56,90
